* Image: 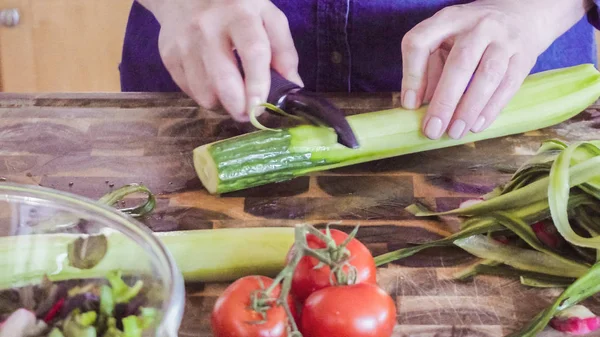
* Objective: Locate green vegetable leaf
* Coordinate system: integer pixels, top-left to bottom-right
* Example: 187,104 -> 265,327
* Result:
454,263 -> 575,287
76,311 -> 98,327
138,307 -> 158,328
121,308 -> 158,337
519,276 -> 573,288
100,285 -> 114,317
122,316 -> 143,337
453,235 -> 588,278
48,328 -> 66,337
63,310 -> 98,337
101,317 -> 123,337
374,218 -> 501,266
106,271 -> 143,304
548,142 -> 600,249
452,259 -> 501,280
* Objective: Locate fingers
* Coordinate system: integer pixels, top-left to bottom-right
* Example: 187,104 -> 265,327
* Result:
229,14 -> 272,117
262,5 -> 303,86
181,52 -> 218,110
160,32 -> 216,108
422,27 -> 491,139
471,54 -> 533,133
447,43 -> 509,139
156,2 -> 300,123
201,29 -> 248,121
167,62 -> 194,99
423,48 -> 447,104
400,8 -> 468,110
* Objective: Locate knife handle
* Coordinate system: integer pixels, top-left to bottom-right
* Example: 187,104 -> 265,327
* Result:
267,69 -> 301,106
233,51 -> 301,107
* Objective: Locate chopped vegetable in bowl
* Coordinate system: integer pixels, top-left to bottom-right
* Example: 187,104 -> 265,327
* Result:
0,271 -> 158,337
0,183 -> 185,337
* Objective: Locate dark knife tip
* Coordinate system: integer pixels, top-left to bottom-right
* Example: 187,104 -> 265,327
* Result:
338,133 -> 360,149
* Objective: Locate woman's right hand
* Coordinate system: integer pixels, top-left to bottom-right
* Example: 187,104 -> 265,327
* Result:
138,0 -> 303,121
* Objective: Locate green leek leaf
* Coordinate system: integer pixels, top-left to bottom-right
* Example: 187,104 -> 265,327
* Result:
453,235 -> 588,278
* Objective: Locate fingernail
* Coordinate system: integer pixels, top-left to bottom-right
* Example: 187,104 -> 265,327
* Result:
424,117 -> 443,139
448,119 -> 466,139
291,72 -> 304,87
247,96 -> 264,117
471,116 -> 486,133
403,90 -> 417,109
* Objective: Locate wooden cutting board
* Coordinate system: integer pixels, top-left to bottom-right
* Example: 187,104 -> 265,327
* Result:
0,92 -> 599,336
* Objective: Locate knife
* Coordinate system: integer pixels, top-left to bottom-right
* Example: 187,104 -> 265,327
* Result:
234,53 -> 360,149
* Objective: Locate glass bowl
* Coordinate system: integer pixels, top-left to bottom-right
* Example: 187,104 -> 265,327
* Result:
0,183 -> 185,337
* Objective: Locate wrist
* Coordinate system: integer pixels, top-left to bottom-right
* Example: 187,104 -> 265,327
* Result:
524,0 -> 593,50
537,0 -> 593,29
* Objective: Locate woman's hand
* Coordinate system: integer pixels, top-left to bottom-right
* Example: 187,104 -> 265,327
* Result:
400,0 -> 593,140
137,0 -> 303,121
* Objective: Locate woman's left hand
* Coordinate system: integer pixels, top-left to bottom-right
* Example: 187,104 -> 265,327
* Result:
400,0 -> 593,140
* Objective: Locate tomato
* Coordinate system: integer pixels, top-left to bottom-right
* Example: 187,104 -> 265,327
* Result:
300,283 -> 396,337
288,228 -> 377,303
211,275 -> 295,337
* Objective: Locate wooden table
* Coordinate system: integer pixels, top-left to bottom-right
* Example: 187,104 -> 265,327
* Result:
1,92 -> 599,336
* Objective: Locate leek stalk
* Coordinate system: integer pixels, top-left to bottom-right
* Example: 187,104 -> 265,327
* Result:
193,64 -> 600,194
1,184 -> 295,290
1,227 -> 295,290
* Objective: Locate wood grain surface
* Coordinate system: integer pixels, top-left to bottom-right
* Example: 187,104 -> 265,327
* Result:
0,92 -> 599,336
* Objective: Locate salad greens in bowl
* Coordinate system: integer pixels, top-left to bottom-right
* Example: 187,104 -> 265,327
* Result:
0,183 -> 185,337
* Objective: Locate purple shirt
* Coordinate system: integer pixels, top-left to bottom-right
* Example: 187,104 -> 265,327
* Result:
119,0 -> 600,93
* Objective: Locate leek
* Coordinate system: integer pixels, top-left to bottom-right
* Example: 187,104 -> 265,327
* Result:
2,184 -> 295,290
1,227 -> 294,290
193,64 -> 600,194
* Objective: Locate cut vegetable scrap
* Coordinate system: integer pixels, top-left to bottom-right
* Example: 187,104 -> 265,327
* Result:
531,220 -> 563,249
374,139 -> 600,336
550,305 -> 600,336
453,235 -> 588,278
0,308 -> 45,337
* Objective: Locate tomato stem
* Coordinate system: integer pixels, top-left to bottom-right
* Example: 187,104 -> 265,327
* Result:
253,225 -> 309,335
306,224 -> 336,249
249,223 -> 362,336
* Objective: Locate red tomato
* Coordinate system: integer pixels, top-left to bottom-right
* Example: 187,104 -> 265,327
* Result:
288,228 -> 377,303
211,275 -> 295,337
300,283 -> 397,337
